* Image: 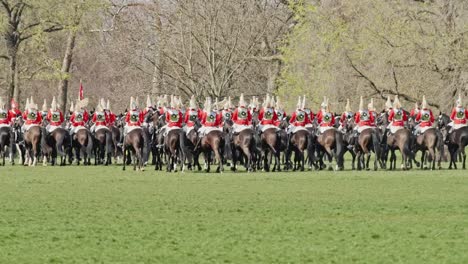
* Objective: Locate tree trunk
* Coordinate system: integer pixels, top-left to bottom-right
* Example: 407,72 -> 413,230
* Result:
151,0 -> 165,96
5,32 -> 19,108
58,30 -> 77,113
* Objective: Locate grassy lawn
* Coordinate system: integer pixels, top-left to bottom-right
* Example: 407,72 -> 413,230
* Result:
0,166 -> 467,263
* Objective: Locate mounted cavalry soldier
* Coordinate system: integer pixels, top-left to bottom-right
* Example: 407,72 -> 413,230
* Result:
164,95 -> 183,135
387,95 -> 407,134
9,99 -> 22,119
91,99 -> 109,134
258,94 -> 278,133
222,96 -> 234,121
199,97 -> 223,137
232,93 -> 252,133
184,95 -> 202,135
41,99 -> 48,119
274,96 -> 287,127
351,96 -> 375,141
410,102 -> 420,118
316,97 -> 335,134
339,99 -> 354,131
22,97 -> 42,133
123,97 -> 144,138
105,100 -> 116,127
414,95 -> 434,135
46,97 -> 64,133
368,98 -> 377,127
0,97 -> 14,127
70,97 -> 90,138
288,96 -> 310,135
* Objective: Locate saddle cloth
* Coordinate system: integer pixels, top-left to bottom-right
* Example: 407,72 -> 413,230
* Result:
319,126 -> 335,134
291,126 -> 308,134
47,125 -> 61,133
95,125 -> 110,133
452,123 -> 467,130
419,126 -> 433,134
389,125 -> 404,134
164,126 -> 181,136
0,124 -> 11,129
233,124 -> 252,133
24,124 -> 40,132
200,126 -> 223,135
124,126 -> 142,136
261,124 -> 279,132
184,126 -> 196,134
357,126 -> 374,133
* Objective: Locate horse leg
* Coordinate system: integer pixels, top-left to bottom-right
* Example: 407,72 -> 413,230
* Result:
462,147 -> 466,170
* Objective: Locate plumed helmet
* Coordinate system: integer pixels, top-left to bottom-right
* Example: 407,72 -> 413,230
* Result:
69,101 -> 75,112
205,97 -> 212,113
26,98 -> 30,110
42,99 -> 48,112
385,96 -> 393,110
190,95 -> 197,109
456,94 -> 462,107
51,96 -> 58,111
29,97 -> 38,110
345,98 -> 351,112
263,94 -> 270,108
393,95 -> 401,109
296,96 -> 302,110
368,98 -> 375,111
359,96 -> 364,111
302,95 -> 306,110
100,98 -> 106,110
130,96 -> 138,110
146,95 -> 152,108
0,97 -> 5,109
421,96 -> 428,109
270,96 -> 276,108
239,93 -> 246,107
106,99 -> 110,110
321,96 -> 328,109
96,102 -> 103,112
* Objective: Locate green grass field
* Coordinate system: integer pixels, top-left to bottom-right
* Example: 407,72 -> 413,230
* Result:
0,166 -> 467,263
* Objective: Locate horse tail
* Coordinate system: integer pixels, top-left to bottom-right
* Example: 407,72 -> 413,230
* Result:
437,129 -> 445,163
371,130 -> 381,159
334,130 -> 344,168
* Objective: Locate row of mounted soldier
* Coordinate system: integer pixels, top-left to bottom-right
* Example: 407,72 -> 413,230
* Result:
0,92 -> 467,171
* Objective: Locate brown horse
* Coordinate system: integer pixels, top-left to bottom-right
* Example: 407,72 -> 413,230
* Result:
385,128 -> 413,170
73,128 -> 93,165
109,125 -> 122,162
413,128 -> 442,170
94,127 -> 113,165
287,129 -> 309,171
228,125 -> 255,172
122,127 -> 146,171
164,128 -> 181,172
437,113 -> 468,169
200,130 -> 225,173
24,125 -> 42,166
316,128 -> 345,171
355,128 -> 382,171
261,127 -> 280,172
42,127 -> 71,166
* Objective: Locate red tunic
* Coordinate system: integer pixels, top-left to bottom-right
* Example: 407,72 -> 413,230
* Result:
415,109 -> 434,127
46,110 -> 64,126
9,108 -> 22,118
166,109 -> 183,127
388,109 -> 408,127
450,107 -> 468,125
339,112 -> 354,126
184,108 -> 202,127
290,110 -> 311,127
125,110 -> 144,126
70,110 -> 89,127
355,110 -> 374,127
22,110 -> 42,125
232,106 -> 252,125
0,109 -> 14,125
107,112 -> 116,126
410,108 -> 420,117
202,111 -> 223,127
370,111 -> 377,126
258,107 -> 278,125
316,110 -> 335,127
92,111 -> 109,127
